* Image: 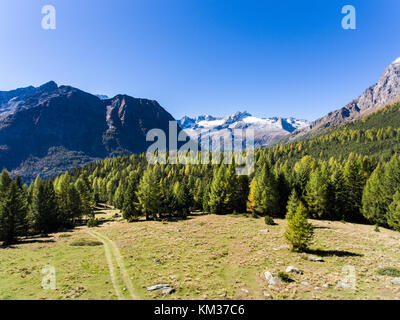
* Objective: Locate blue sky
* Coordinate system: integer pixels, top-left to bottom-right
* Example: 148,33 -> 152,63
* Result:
0,0 -> 399,120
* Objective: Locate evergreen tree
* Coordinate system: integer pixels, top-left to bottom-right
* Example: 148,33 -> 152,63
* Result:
305,167 -> 329,219
387,192 -> 400,232
30,177 -> 60,234
343,155 -> 365,222
137,166 -> 161,220
248,163 -> 279,217
284,202 -> 314,252
233,175 -> 250,213
330,166 -> 347,221
286,189 -> 301,220
0,181 -> 28,245
75,177 -> 95,216
208,164 -> 233,214
362,164 -> 386,225
122,176 -> 141,221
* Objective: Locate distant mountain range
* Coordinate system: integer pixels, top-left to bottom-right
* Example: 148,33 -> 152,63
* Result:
0,82 -> 177,181
2,56 -> 399,181
178,112 -> 309,148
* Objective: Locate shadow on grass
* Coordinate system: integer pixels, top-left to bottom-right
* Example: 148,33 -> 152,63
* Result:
306,248 -> 363,258
19,238 -> 56,245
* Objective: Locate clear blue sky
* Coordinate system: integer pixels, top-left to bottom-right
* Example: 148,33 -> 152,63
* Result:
0,0 -> 399,121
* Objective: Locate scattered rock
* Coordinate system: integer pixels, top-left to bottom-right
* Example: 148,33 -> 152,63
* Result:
392,278 -> 400,285
147,284 -> 175,294
268,285 -> 281,292
336,281 -> 354,289
263,291 -> 271,298
314,287 -> 321,291
259,229 -> 269,234
276,260 -> 284,265
264,271 -> 282,285
269,277 -> 282,286
241,289 -> 249,294
301,281 -> 312,287
307,255 -> 324,262
286,266 -> 303,275
264,271 -> 273,281
162,287 -> 176,295
273,245 -> 290,251
322,284 -> 330,289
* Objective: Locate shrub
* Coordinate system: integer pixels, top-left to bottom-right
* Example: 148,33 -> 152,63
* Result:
377,267 -> 400,277
264,215 -> 275,225
70,239 -> 102,247
278,272 -> 293,283
59,234 -> 72,238
284,202 -> 314,252
87,218 -> 100,228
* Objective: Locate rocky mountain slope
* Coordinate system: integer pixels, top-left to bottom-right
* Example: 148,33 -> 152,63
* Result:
178,112 -> 309,148
0,82 -> 178,181
288,57 -> 400,141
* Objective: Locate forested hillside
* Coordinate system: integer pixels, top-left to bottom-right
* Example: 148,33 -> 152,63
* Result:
1,103 -> 400,245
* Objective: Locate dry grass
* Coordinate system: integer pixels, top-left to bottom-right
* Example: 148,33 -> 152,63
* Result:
1,212 -> 400,300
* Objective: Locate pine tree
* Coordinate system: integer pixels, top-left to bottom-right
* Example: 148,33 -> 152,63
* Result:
113,183 -> 125,210
305,167 -> 329,219
330,166 -> 347,220
122,176 -> 141,221
208,164 -> 232,214
30,177 -> 60,234
75,177 -> 95,216
293,156 -> 315,197
286,189 -> 300,220
284,202 -> 314,252
0,181 -> 28,245
249,163 -> 279,217
387,192 -> 400,232
233,175 -> 250,213
343,155 -> 365,222
67,185 -> 83,225
362,164 -> 386,225
137,166 -> 161,220
0,169 -> 13,194
173,181 -> 191,218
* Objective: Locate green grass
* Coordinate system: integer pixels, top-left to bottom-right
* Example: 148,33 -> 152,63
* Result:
377,267 -> 400,277
70,239 -> 102,247
1,213 -> 400,300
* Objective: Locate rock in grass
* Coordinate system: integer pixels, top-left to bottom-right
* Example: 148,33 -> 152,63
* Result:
301,281 -> 311,287
264,271 -> 273,281
392,278 -> 400,285
336,281 -> 354,289
147,284 -> 172,291
264,271 -> 282,285
286,266 -> 303,275
161,287 -> 176,295
307,255 -> 324,262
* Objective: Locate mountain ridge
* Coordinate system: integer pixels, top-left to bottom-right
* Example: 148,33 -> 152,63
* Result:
287,57 -> 400,141
0,81 -> 179,181
178,111 -> 309,148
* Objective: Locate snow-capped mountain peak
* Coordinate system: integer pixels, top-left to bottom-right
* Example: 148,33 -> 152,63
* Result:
178,111 -> 309,148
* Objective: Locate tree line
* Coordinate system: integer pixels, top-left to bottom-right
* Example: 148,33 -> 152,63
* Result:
1,103 -> 400,245
0,171 -> 94,245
